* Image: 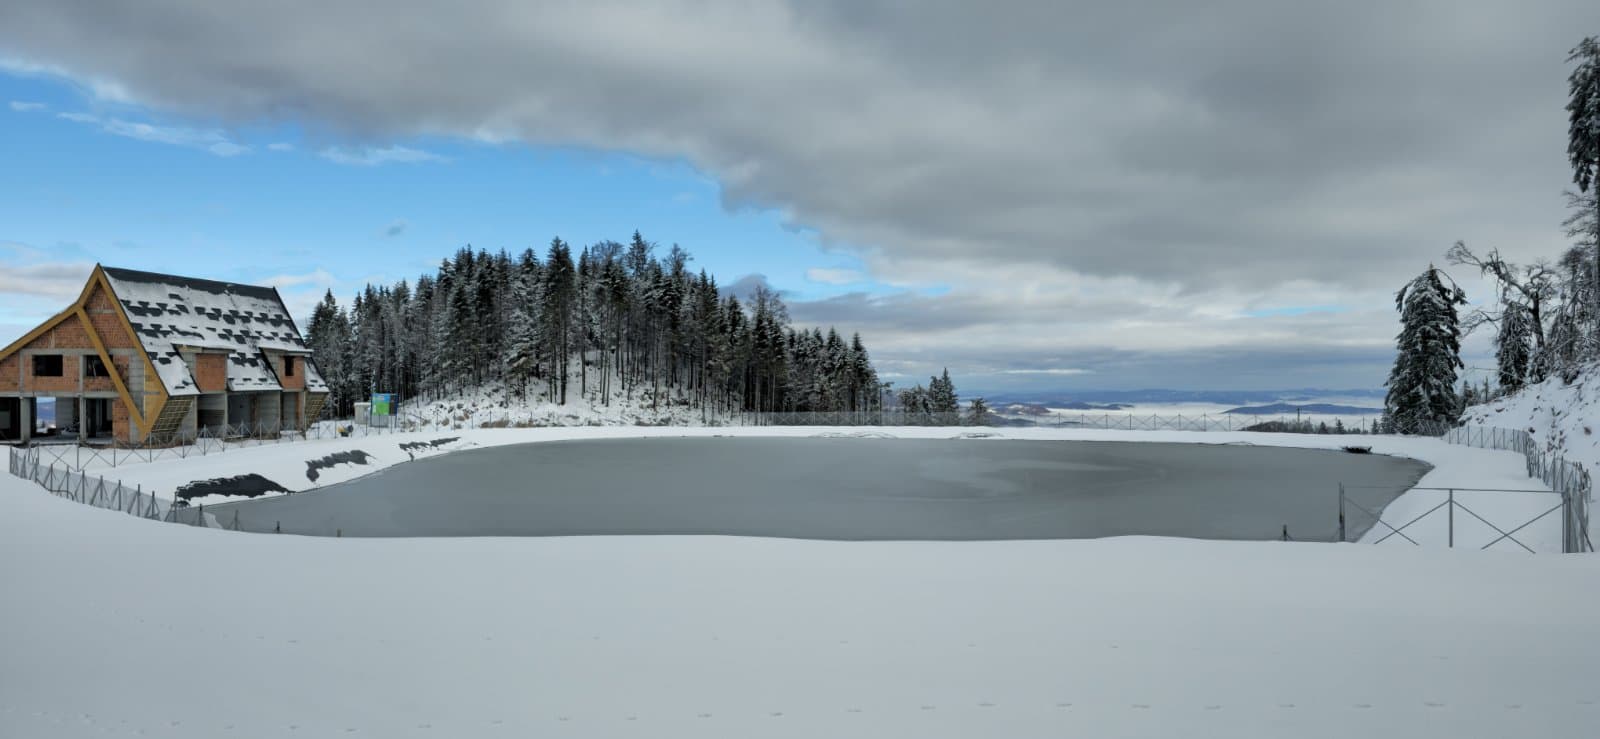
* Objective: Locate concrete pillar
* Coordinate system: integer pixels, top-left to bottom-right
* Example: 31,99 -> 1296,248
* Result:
19,397 -> 31,444
79,396 -> 87,443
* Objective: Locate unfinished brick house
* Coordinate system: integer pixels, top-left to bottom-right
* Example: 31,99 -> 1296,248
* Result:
0,265 -> 328,445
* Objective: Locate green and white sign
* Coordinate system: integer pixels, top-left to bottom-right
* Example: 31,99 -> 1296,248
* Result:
370,393 -> 396,416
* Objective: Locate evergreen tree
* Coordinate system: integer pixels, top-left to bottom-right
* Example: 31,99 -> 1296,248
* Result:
898,384 -> 931,415
1568,36 -> 1600,330
303,231 -> 886,422
966,397 -> 991,426
503,248 -> 542,397
1496,301 -> 1534,394
1384,266 -> 1467,434
540,238 -> 577,404
927,368 -> 959,414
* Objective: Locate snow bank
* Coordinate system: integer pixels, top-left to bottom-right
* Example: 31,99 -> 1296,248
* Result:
2,469 -> 1597,739
392,377 -> 733,430
1457,370 -> 1600,550
1463,369 -> 1600,475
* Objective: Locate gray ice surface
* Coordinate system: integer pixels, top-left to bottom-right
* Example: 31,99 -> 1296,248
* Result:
205,438 -> 1430,541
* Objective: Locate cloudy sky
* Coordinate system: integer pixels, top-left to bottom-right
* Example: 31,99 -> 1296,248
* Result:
1,1 -> 1595,394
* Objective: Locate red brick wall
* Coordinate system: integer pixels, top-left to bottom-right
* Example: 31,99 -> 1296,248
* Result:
24,354 -> 80,394
113,398 -> 132,443
83,284 -> 139,350
25,316 -> 92,351
0,354 -> 16,393
279,354 -> 306,390
86,283 -> 116,312
195,354 -> 227,393
83,363 -> 117,393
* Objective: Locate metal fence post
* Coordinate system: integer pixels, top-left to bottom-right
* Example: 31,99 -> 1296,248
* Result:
1447,489 -> 1454,548
1562,489 -> 1572,554
1338,483 -> 1346,542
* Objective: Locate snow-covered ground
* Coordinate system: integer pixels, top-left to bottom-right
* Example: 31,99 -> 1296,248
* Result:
1457,369 -> 1600,551
1463,368 -> 1600,475
992,398 -> 1385,431
391,375 -> 735,430
3,460 -> 1597,739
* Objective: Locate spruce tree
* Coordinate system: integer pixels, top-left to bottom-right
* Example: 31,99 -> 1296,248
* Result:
966,397 -> 991,426
928,368 -> 959,415
1568,36 -> 1600,328
1495,301 -> 1533,394
1384,266 -> 1467,434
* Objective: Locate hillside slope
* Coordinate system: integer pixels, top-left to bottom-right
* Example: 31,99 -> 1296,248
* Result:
1461,367 -> 1600,474
361,360 -> 736,429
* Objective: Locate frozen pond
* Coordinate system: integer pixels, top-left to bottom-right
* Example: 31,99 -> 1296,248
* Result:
206,438 -> 1430,541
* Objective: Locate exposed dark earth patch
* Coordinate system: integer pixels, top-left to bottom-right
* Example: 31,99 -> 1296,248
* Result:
399,437 -> 461,459
175,474 -> 291,501
306,450 -> 374,483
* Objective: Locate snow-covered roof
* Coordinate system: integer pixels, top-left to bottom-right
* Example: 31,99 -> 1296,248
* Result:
302,356 -> 329,393
101,267 -> 322,396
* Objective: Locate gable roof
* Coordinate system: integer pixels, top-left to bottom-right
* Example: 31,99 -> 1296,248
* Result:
99,266 -> 328,396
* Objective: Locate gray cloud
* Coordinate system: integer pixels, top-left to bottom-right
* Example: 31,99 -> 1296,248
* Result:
1,1 -> 1587,283
0,0 -> 1578,388
0,260 -> 93,298
721,273 -> 790,304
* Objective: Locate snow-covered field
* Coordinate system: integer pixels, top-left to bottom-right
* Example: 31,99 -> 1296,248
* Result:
3,448 -> 1597,739
993,398 -> 1385,431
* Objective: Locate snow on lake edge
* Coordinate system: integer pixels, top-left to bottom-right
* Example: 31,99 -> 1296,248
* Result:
2,461 -> 1597,739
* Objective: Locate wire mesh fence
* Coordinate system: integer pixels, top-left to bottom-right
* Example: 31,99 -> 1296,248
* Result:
1334,426 -> 1593,553
16,415 -> 466,472
6,445 -> 219,528
1441,425 -> 1591,553
1339,485 -> 1573,553
736,410 -> 1386,432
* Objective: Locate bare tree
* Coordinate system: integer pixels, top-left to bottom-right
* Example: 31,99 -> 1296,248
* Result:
1445,241 -> 1555,363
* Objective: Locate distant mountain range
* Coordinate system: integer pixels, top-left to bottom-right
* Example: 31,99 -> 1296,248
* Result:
982,389 -> 1384,407
1001,402 -> 1131,416
1222,403 -> 1381,415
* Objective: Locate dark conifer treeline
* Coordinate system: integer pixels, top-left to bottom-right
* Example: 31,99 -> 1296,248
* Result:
305,232 -> 886,419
